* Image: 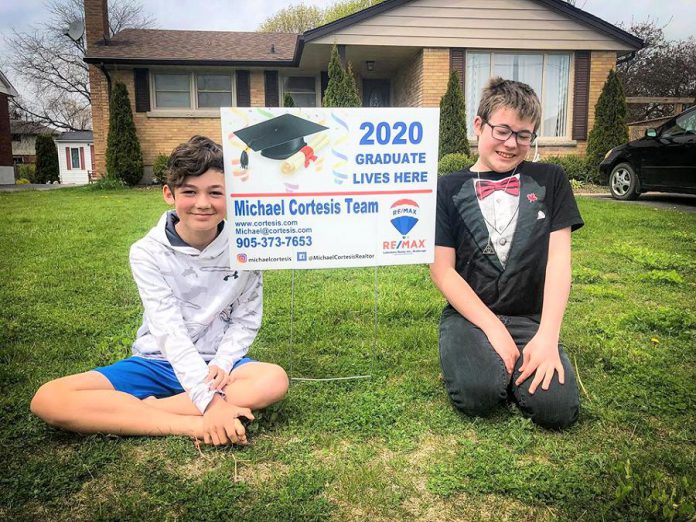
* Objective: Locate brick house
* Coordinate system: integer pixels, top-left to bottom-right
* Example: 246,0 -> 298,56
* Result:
10,120 -> 58,165
0,70 -> 19,184
83,0 -> 642,181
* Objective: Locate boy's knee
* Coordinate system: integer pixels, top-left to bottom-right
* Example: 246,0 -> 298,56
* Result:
446,378 -> 507,418
30,381 -> 67,426
522,388 -> 579,430
264,364 -> 289,400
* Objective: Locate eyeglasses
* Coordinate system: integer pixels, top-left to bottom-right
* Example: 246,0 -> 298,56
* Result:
483,120 -> 536,145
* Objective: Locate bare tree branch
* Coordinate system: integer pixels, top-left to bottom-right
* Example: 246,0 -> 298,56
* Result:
5,0 -> 154,131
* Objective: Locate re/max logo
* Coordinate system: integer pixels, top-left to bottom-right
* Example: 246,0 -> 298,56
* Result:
382,239 -> 426,250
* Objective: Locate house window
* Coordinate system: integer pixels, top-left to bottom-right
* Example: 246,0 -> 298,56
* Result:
154,73 -> 191,108
197,74 -> 233,108
153,72 -> 235,109
283,76 -> 317,107
70,148 -> 81,170
466,52 -> 571,139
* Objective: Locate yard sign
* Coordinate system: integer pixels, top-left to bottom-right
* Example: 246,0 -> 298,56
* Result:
221,108 -> 439,270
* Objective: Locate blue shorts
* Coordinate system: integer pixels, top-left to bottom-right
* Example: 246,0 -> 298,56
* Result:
93,356 -> 255,399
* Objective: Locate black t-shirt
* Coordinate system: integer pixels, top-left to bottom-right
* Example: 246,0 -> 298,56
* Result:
435,161 -> 583,315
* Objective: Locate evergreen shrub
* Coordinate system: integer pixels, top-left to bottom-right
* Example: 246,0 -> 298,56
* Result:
152,153 -> 169,185
34,135 -> 59,184
586,69 -> 628,173
106,81 -> 144,186
438,153 -> 477,175
439,70 -> 470,159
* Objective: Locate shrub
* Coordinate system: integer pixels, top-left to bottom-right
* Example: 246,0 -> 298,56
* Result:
586,69 -> 628,173
35,135 -> 59,184
16,178 -> 30,185
283,93 -> 295,107
18,164 -> 36,183
439,70 -> 470,159
438,153 -> 477,175
106,81 -> 144,186
152,153 -> 169,185
90,177 -> 127,190
323,43 -> 361,107
542,154 -> 595,182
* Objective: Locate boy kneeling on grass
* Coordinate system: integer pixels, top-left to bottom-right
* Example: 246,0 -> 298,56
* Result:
32,136 -> 289,445
431,78 -> 584,429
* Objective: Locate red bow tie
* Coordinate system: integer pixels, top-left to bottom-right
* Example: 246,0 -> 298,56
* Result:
476,177 -> 520,200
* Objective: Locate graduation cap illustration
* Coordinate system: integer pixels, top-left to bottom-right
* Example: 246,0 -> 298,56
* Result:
234,113 -> 329,169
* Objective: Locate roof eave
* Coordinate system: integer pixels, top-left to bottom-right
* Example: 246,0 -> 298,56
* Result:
302,0 -> 643,50
84,57 -> 299,67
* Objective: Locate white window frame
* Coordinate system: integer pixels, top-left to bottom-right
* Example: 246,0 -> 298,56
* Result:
149,69 -> 237,113
465,51 -> 574,143
280,75 -> 320,107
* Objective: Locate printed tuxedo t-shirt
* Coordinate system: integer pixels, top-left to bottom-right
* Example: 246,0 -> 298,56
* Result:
435,161 -> 584,316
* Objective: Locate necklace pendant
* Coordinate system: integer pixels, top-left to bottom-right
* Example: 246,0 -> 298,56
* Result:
483,238 -> 496,255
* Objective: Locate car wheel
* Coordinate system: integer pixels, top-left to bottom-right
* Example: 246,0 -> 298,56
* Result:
609,162 -> 641,200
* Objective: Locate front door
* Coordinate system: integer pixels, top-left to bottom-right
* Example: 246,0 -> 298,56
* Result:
362,80 -> 391,107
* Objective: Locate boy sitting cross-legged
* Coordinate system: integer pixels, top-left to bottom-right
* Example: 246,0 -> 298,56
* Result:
431,78 -> 583,429
31,135 -> 288,445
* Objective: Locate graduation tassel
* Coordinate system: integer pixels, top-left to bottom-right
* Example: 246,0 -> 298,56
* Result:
240,148 -> 249,169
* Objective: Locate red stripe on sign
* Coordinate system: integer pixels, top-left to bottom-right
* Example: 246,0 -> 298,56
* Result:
228,189 -> 433,198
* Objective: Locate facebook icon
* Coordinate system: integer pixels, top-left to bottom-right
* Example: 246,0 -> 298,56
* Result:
297,252 -> 307,262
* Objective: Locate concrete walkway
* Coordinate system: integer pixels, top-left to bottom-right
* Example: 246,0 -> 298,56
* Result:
578,191 -> 696,213
0,183 -> 80,192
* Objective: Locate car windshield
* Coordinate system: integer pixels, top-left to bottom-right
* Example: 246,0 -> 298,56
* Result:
661,108 -> 696,137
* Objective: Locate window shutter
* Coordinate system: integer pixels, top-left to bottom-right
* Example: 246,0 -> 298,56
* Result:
264,71 -> 279,107
236,70 -> 251,107
65,148 -> 71,170
450,48 -> 466,94
134,68 -> 151,113
79,147 -> 85,170
572,51 -> 591,140
320,71 -> 329,106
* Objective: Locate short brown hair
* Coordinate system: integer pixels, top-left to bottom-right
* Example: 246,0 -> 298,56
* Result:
477,77 -> 542,131
166,135 -> 224,191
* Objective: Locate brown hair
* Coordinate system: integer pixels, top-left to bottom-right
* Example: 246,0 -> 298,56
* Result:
166,135 -> 224,191
477,77 -> 542,131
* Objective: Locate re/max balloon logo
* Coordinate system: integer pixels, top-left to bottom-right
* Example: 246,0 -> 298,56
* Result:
389,199 -> 419,235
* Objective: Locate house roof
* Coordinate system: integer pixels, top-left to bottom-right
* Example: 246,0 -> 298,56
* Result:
84,29 -> 299,66
83,0 -> 642,67
55,131 -> 94,142
10,120 -> 56,135
0,70 -> 19,97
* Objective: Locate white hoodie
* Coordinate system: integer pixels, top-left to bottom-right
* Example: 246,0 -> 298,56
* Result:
129,211 -> 262,413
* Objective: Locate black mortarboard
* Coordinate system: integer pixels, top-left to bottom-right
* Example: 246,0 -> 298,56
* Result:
234,114 -> 329,169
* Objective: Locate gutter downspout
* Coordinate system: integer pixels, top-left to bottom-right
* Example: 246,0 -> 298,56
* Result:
96,62 -> 112,99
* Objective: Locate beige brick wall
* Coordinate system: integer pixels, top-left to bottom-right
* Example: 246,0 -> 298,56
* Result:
89,65 -> 109,177
393,51 -> 422,107
587,51 -> 618,137
421,48 -> 449,107
250,71 -> 265,107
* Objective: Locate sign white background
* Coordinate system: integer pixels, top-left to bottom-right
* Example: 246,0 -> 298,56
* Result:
221,108 -> 439,270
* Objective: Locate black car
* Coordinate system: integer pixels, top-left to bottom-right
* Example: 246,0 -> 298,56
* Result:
599,105 -> 696,199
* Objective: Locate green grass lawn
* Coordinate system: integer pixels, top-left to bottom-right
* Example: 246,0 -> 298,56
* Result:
1,186 -> 694,521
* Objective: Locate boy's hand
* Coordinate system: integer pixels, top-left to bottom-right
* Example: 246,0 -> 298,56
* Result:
202,395 -> 254,446
205,364 -> 229,391
515,333 -> 565,394
485,325 -> 520,375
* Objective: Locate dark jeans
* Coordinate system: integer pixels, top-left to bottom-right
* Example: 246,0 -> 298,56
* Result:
439,308 -> 579,429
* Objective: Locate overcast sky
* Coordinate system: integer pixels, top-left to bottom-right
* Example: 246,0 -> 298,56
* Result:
1,0 -> 694,91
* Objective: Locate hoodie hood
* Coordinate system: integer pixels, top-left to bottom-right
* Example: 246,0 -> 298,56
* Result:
146,210 -> 228,260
